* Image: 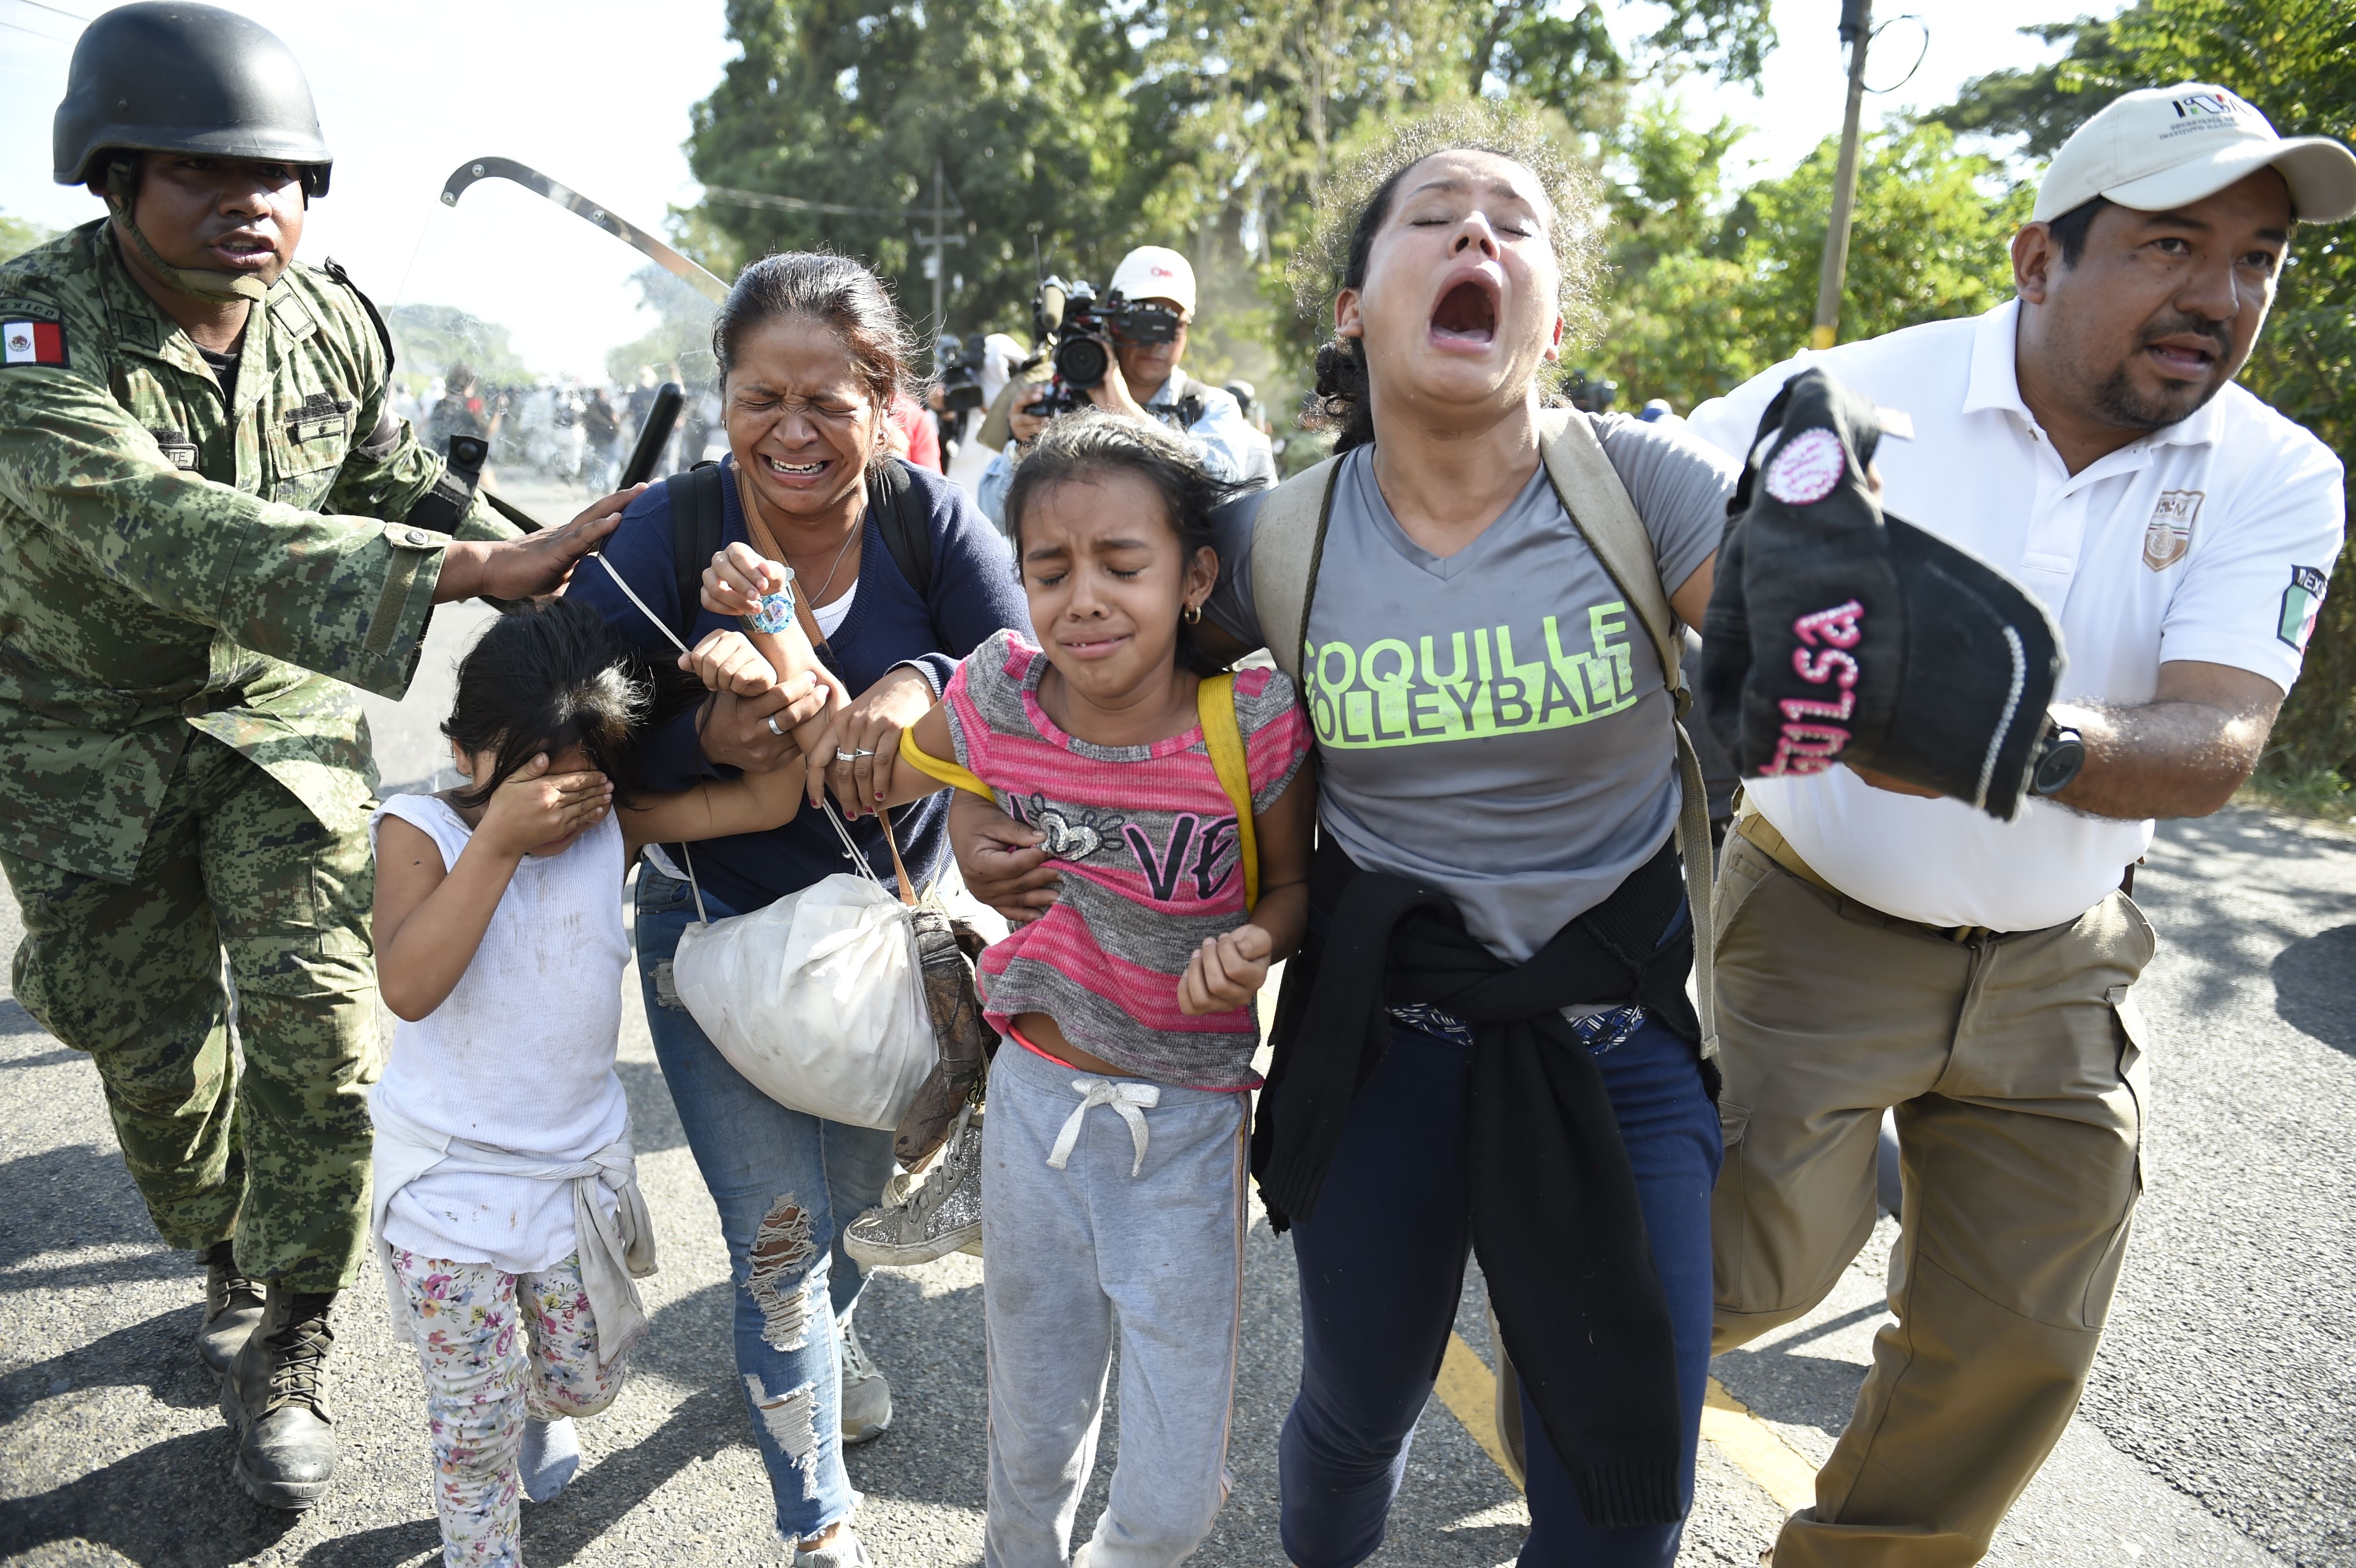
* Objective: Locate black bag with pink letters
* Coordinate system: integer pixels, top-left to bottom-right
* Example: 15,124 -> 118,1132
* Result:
1700,368 -> 2062,821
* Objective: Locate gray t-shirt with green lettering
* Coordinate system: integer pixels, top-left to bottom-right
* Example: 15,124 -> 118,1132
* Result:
1206,413 -> 1734,959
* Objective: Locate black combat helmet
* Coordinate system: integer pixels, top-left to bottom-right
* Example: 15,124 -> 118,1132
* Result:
53,2 -> 332,197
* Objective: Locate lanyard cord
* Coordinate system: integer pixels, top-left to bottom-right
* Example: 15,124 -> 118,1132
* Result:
590,553 -> 892,916
591,552 -> 693,657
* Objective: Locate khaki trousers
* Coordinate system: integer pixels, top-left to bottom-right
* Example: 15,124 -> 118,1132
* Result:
1709,832 -> 2151,1568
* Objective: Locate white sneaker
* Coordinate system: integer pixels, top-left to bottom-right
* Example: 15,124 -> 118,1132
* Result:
838,1316 -> 892,1446
843,1106 -> 984,1266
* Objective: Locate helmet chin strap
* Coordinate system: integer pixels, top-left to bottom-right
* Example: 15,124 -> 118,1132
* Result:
105,158 -> 272,307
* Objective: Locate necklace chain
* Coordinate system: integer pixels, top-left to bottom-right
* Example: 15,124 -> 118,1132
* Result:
738,465 -> 860,605
807,525 -> 858,604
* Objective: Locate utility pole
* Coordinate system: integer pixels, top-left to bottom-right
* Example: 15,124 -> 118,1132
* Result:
1811,0 -> 1873,350
915,158 -> 966,345
700,164 -> 962,341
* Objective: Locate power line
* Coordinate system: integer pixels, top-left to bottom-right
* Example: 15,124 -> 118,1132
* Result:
701,176 -> 968,337
10,0 -> 90,20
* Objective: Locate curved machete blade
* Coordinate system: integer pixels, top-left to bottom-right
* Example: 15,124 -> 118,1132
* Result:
440,155 -> 728,305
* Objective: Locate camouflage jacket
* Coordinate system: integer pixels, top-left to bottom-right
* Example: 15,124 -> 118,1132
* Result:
0,220 -> 517,882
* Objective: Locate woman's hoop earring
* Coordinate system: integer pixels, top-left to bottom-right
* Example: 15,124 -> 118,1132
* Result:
1184,602 -> 1203,625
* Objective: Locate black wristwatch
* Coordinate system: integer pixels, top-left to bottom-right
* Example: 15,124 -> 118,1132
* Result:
2029,719 -> 2087,798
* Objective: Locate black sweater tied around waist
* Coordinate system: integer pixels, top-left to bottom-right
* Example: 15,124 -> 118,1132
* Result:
1252,833 -> 1707,1530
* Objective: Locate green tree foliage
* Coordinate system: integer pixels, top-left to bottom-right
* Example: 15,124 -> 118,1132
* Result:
1135,0 -> 1771,370
1474,0 -> 1774,126
683,0 -> 1772,408
1936,0 -> 2356,786
686,0 -> 1145,343
1925,16 -> 2136,158
0,211 -> 57,265
1597,121 -> 2028,412
1720,124 -> 2027,363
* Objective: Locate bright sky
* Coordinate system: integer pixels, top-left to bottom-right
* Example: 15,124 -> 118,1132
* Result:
1,0 -> 735,380
1678,0 -> 2107,182
1,0 -> 2103,380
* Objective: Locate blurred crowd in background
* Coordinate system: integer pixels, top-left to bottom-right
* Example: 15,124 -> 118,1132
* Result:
402,340 -> 1669,518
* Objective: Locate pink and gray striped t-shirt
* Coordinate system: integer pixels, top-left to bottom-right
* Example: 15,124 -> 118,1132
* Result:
942,630 -> 1311,1089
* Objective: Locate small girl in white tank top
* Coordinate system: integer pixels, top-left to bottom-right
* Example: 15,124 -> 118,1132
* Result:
371,598 -> 812,1568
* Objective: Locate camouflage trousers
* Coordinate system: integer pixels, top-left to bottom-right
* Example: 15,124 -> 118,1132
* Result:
2,733 -> 379,1292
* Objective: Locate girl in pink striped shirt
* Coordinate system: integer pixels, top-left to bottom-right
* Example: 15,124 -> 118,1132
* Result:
889,412 -> 1313,1564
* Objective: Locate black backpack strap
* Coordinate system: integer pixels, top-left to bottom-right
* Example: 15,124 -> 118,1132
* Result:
320,257 -> 394,374
869,457 -> 934,603
1176,373 -> 1213,433
667,461 -> 728,639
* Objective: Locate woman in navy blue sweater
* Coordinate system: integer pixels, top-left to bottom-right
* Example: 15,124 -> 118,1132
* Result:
571,253 -> 1026,1568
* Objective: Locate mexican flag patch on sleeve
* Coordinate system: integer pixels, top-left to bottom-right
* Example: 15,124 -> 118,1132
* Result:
2,320 -> 66,367
2279,566 -> 2329,651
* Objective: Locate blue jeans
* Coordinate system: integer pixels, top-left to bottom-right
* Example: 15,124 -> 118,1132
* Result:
1277,1013 -> 1723,1568
634,867 -> 896,1543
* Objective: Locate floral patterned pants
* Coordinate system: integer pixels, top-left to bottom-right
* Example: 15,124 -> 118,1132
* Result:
392,1249 -> 633,1568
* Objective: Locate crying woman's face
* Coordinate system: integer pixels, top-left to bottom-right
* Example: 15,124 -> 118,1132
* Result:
1338,149 -> 1564,423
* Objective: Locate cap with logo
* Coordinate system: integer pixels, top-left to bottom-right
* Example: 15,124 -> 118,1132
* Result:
1700,368 -> 2064,821
1108,246 -> 1197,315
2033,83 -> 2356,224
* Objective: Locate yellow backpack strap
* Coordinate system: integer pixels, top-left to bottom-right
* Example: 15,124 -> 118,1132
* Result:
1198,672 -> 1258,911
897,725 -> 994,800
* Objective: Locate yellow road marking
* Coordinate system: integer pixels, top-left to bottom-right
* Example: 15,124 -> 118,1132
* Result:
1432,1332 -> 1819,1515
1434,1332 -> 1521,1490
1701,1377 -> 1818,1512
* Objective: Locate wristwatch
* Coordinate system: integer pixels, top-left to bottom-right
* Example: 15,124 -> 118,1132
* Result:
2029,719 -> 2087,798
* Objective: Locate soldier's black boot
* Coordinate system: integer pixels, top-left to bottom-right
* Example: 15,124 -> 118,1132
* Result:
220,1284 -> 338,1511
197,1241 -> 265,1374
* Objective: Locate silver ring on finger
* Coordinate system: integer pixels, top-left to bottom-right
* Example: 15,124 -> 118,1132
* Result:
835,749 -> 858,763
854,748 -> 876,758
765,715 -> 786,738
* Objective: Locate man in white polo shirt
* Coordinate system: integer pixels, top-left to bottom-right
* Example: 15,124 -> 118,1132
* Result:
1688,85 -> 2355,1567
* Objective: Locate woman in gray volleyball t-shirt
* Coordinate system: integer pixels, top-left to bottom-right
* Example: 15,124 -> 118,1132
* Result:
1204,414 -> 1730,960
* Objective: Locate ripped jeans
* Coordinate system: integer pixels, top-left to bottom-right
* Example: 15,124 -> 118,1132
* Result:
634,867 -> 894,1543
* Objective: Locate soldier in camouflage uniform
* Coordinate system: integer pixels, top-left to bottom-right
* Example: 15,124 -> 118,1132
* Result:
0,1 -> 630,1511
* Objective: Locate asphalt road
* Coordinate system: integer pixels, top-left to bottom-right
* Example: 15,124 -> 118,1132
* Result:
3,588 -> 2351,1566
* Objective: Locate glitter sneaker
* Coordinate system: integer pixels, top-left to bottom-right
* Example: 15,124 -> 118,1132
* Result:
843,1106 -> 983,1266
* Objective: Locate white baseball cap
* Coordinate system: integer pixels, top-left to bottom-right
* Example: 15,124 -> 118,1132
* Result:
1108,246 -> 1196,314
2034,83 -> 2356,224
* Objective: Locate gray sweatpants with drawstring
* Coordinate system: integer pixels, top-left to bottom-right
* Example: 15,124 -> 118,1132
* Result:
982,1034 -> 1250,1568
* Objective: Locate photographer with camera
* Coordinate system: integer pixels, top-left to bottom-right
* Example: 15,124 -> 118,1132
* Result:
932,331 -> 1024,499
977,246 -> 1276,526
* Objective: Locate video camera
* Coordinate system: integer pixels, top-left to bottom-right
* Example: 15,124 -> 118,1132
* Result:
935,334 -> 989,415
1564,368 -> 1619,414
1024,277 -> 1182,418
